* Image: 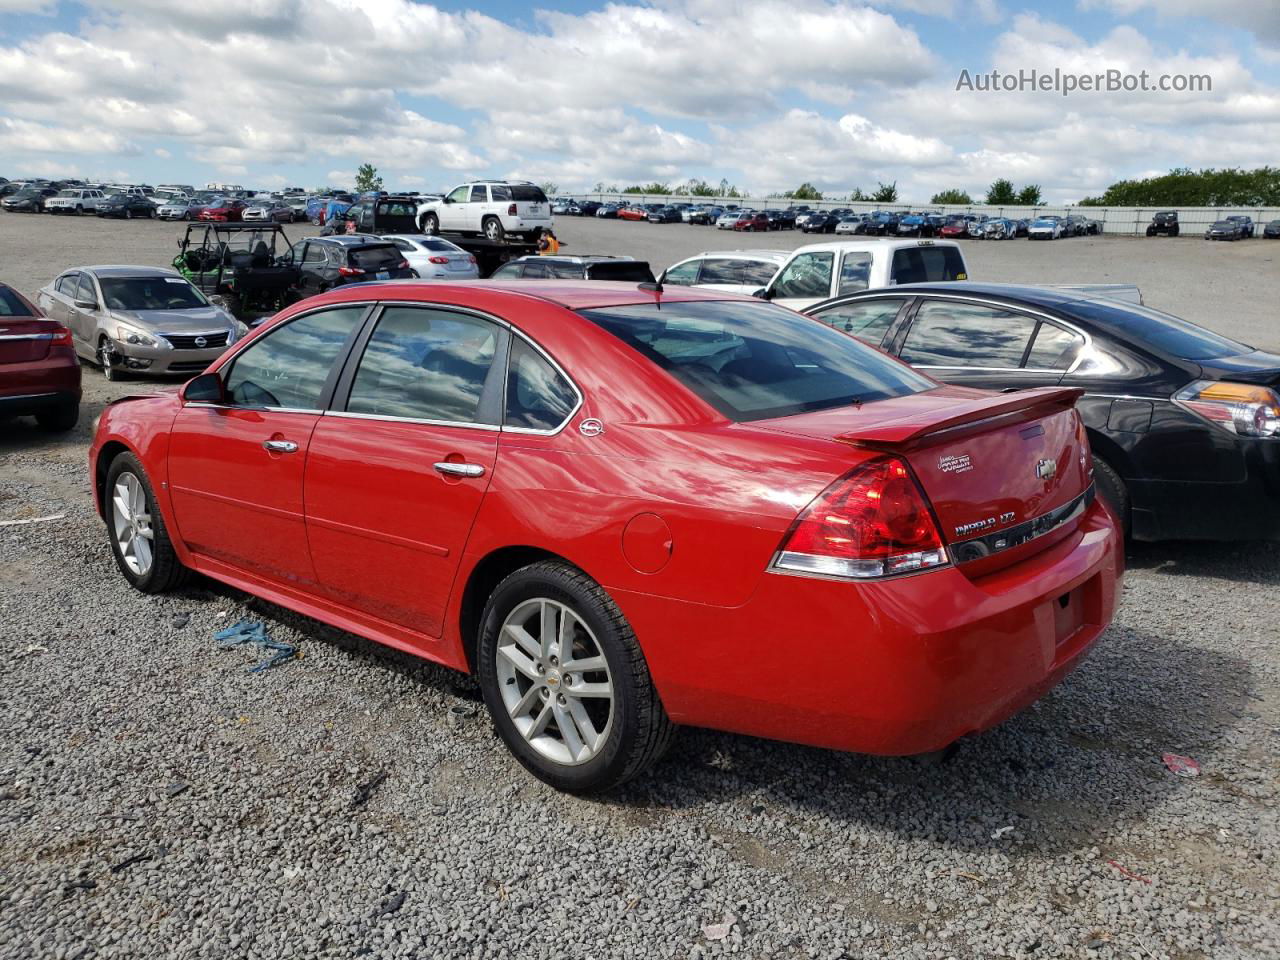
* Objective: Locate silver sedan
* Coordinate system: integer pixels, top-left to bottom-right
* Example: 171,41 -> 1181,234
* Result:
381,234 -> 480,279
36,266 -> 244,380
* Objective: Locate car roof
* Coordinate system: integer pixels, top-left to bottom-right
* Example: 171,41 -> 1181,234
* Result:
73,265 -> 185,279
508,255 -> 636,264
828,280 -> 1112,309
313,235 -> 397,246
683,249 -> 790,262
791,238 -> 963,253
308,280 -> 750,311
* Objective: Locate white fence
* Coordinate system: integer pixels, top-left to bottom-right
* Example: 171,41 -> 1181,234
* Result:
572,194 -> 1280,236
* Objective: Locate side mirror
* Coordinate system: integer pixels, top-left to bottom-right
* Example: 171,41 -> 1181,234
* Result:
182,371 -> 225,404
74,299 -> 98,310
752,287 -> 772,300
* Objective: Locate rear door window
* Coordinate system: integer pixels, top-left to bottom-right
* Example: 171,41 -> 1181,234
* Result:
900,300 -> 1038,369
810,298 -> 906,347
889,246 -> 966,284
771,252 -> 833,300
742,260 -> 779,286
698,260 -> 742,284
837,253 -> 874,294
469,186 -> 488,203
346,307 -> 504,424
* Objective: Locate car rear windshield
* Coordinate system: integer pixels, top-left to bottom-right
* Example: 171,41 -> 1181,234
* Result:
349,245 -> 404,269
0,287 -> 33,316
100,277 -> 207,311
377,200 -> 417,217
580,300 -> 933,422
889,246 -> 966,285
1069,300 -> 1251,361
584,261 -> 656,282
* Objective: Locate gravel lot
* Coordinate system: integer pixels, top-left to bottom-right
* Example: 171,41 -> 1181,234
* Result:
2,214 -> 1278,960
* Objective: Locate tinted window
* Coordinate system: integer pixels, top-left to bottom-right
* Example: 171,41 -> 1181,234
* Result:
377,200 -> 416,217
303,243 -> 327,263
100,277 -> 205,311
224,307 -> 364,409
510,185 -> 548,203
1066,299 -> 1250,361
55,274 -> 79,296
0,287 -> 32,316
1026,322 -> 1085,370
347,307 -> 500,423
77,275 -> 97,304
662,260 -> 700,285
742,260 -> 779,286
581,300 -> 932,422
505,337 -> 577,430
811,299 -> 905,347
585,261 -> 654,282
889,246 -> 966,284
837,253 -> 873,294
698,260 -> 741,284
771,252 -> 833,300
349,245 -> 402,270
521,261 -> 551,279
900,301 -> 1037,368
490,185 -> 512,201
469,186 -> 487,202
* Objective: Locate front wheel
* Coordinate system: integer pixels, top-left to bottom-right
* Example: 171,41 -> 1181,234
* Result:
105,453 -> 189,593
421,213 -> 439,235
98,338 -> 120,381
482,216 -> 505,243
477,560 -> 675,793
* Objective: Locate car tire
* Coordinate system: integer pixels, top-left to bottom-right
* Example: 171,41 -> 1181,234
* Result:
104,452 -> 190,594
35,402 -> 78,432
124,208 -> 132,220
421,213 -> 440,235
98,337 -> 120,381
476,559 -> 675,793
1171,226 -> 1179,237
482,216 -> 505,243
1092,456 -> 1130,537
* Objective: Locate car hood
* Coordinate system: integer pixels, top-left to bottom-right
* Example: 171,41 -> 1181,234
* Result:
1196,350 -> 1280,386
109,306 -> 231,332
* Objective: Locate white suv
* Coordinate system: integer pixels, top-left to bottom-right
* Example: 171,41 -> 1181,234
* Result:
45,188 -> 106,215
418,181 -> 551,242
659,250 -> 790,296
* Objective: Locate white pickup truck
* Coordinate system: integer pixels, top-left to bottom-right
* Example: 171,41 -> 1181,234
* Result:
758,239 -> 969,311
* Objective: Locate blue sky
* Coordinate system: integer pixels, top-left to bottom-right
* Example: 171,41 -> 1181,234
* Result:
1,0 -> 1278,202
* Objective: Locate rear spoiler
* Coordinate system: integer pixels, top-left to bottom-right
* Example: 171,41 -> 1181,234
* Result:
838,387 -> 1083,449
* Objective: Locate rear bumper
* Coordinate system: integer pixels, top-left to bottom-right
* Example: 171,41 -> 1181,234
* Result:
617,499 -> 1122,755
1131,441 -> 1280,540
0,353 -> 81,412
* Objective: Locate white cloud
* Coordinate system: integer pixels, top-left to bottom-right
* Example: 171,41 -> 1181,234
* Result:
1080,1 -> 1280,49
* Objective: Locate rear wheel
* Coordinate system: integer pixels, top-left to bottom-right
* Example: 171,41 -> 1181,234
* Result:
482,216 -> 505,243
1093,456 -> 1130,537
124,208 -> 132,220
105,453 -> 188,593
477,560 -> 674,793
35,402 -> 78,433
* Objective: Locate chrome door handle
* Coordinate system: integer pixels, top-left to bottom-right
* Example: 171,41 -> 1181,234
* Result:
434,461 -> 485,478
263,440 -> 299,453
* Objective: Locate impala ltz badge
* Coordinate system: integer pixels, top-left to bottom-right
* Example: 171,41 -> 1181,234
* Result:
1036,458 -> 1058,480
938,453 -> 972,474
955,516 -> 996,537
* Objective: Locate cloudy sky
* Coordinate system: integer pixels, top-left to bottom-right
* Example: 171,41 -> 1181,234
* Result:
1,0 -> 1277,201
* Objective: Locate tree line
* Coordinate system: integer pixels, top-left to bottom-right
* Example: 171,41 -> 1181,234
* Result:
1078,167 -> 1280,206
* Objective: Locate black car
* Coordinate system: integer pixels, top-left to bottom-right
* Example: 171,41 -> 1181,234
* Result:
1263,219 -> 1280,239
327,195 -> 419,235
1226,215 -> 1255,238
768,209 -> 797,230
1146,211 -> 1179,237
646,206 -> 682,224
1,186 -> 58,212
285,236 -> 414,295
804,281 -> 1280,542
801,212 -> 838,234
1205,220 -> 1244,241
96,193 -> 156,219
489,255 -> 655,282
577,201 -> 602,217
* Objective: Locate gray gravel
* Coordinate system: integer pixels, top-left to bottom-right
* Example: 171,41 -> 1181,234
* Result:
1,215 -> 1279,959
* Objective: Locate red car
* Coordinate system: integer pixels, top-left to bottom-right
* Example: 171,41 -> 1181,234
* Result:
197,199 -> 247,222
89,282 -> 1122,792
939,220 -> 969,238
0,282 -> 80,431
733,212 -> 769,232
616,205 -> 648,221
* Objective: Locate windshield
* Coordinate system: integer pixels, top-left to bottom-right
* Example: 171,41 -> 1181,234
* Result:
581,300 -> 933,422
100,276 -> 208,311
1069,299 -> 1251,361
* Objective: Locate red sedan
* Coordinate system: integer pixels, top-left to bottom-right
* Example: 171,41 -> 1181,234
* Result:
197,199 -> 247,222
733,212 -> 769,232
0,282 -> 80,431
939,221 -> 969,238
89,282 -> 1121,792
616,205 -> 648,221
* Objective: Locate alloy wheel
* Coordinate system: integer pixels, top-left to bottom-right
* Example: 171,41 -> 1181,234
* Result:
99,340 -> 116,380
111,472 -> 154,576
495,597 -> 615,766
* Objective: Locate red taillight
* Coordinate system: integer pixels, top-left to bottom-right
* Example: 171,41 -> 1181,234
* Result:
468,255 -> 477,264
508,203 -> 517,216
428,256 -> 450,264
50,324 -> 72,346
338,266 -> 364,277
774,457 -> 948,579
397,259 -> 411,270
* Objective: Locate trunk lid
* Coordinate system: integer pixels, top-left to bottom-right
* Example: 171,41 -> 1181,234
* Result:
1195,350 -> 1280,387
753,386 -> 1091,570
0,316 -> 56,364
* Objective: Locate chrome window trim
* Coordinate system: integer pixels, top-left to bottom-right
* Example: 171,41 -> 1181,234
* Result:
858,292 -> 1094,375
182,402 -> 324,415
324,410 -> 501,432
950,484 -> 1095,564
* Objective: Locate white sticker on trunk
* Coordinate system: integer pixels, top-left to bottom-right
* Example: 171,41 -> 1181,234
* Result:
938,453 -> 972,474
